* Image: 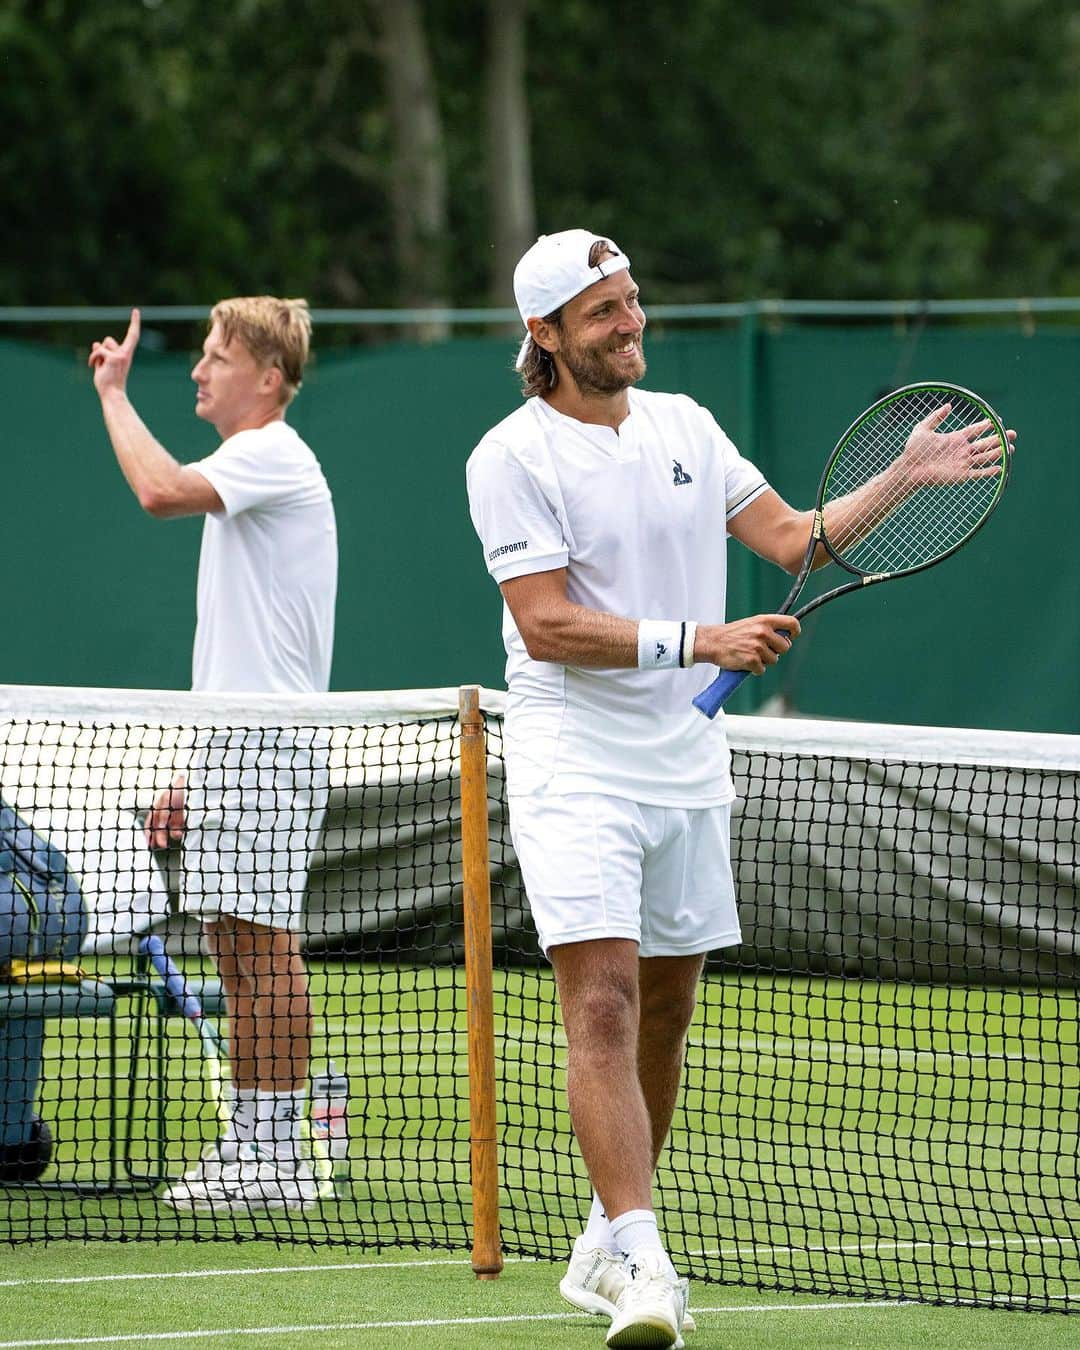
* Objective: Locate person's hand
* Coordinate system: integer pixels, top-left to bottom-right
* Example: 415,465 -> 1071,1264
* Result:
897,402 -> 1016,489
694,614 -> 801,675
145,772 -> 186,850
88,308 -> 141,399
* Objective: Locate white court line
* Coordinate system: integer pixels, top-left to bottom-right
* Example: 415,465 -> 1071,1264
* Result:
0,1257 -> 481,1289
71,1018 -> 1068,1069
330,1027 -> 1063,1068
0,1301 -> 910,1348
6,1232 -> 1076,1293
692,1034 -> 1057,1067
692,1233 -> 1080,1258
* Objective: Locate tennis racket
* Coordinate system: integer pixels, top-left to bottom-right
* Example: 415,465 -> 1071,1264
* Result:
693,381 -> 1012,719
139,934 -> 230,1132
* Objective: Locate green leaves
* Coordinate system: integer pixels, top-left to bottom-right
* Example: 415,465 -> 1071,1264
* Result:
3,0 -> 1079,307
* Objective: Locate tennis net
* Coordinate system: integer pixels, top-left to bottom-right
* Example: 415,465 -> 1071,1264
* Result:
0,685 -> 474,1248
0,683 -> 1076,1314
490,704 -> 1080,1314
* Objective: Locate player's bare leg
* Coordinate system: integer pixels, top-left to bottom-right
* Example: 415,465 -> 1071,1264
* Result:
555,943 -> 701,1343
211,917 -> 311,1092
160,919 -> 317,1212
637,953 -> 705,1166
181,917 -> 320,1211
550,939 -> 653,1216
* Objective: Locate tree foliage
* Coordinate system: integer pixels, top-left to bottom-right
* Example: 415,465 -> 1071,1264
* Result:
4,0 -> 1080,308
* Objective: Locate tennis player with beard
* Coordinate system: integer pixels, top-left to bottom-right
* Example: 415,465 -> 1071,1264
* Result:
466,230 -> 813,1347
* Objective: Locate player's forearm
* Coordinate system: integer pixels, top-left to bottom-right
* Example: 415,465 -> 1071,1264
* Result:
98,388 -> 186,514
518,602 -> 641,667
524,608 -> 795,678
820,461 -> 909,560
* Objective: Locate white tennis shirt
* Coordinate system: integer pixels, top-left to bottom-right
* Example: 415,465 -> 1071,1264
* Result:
190,421 -> 337,693
467,389 -> 768,805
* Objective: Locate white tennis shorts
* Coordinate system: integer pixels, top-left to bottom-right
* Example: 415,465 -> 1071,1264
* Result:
182,728 -> 331,933
509,789 -> 742,958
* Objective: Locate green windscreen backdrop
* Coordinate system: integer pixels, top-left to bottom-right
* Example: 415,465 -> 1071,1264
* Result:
1,319 -> 1074,733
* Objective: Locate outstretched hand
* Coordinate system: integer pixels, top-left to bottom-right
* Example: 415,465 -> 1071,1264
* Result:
899,401 -> 1016,489
88,308 -> 141,398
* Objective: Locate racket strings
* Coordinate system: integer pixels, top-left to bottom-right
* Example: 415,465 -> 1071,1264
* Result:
834,477 -> 996,571
823,390 -> 1006,573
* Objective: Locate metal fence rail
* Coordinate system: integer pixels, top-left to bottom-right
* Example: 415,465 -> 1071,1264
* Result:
3,298 -> 1080,326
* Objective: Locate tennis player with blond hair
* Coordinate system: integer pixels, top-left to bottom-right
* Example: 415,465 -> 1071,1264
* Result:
89,297 -> 337,1213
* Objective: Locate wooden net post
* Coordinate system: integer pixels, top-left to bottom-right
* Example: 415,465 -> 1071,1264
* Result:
458,686 -> 503,1278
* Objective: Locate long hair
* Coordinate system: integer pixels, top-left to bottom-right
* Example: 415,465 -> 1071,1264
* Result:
517,308 -> 563,398
517,240 -> 616,399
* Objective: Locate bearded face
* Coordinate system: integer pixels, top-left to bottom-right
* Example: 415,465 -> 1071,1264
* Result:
556,321 -> 647,397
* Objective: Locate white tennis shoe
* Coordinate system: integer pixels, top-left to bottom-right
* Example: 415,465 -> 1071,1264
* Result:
561,1240 -> 694,1346
162,1144 -> 323,1212
604,1249 -> 689,1349
560,1238 -> 629,1318
159,1141 -> 240,1210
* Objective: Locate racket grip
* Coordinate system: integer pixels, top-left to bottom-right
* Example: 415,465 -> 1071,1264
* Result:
138,934 -> 205,1022
692,668 -> 751,719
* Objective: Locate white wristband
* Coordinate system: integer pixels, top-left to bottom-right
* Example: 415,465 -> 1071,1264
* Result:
680,621 -> 698,669
637,620 -> 681,669
638,620 -> 695,670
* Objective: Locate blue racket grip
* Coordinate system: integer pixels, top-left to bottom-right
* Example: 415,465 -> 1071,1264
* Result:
692,667 -> 751,719
139,934 -> 205,1022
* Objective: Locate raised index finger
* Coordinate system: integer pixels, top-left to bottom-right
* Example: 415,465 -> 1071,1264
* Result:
122,307 -> 141,353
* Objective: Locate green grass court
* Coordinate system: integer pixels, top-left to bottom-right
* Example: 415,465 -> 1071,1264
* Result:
2,959 -> 1076,1343
1,1244 -> 1078,1348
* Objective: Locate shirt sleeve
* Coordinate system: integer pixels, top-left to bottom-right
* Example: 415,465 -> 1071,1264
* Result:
191,427 -> 305,518
709,415 -> 769,521
466,438 -> 569,583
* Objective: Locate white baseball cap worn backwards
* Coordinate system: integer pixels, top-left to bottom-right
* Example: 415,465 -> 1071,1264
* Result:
513,229 -> 631,370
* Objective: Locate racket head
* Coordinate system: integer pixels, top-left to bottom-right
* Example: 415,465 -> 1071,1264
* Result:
815,380 -> 1011,581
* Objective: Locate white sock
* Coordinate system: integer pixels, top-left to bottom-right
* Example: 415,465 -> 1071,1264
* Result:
253,1088 -> 307,1160
224,1087 -> 257,1145
609,1210 -> 676,1279
581,1192 -> 619,1254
